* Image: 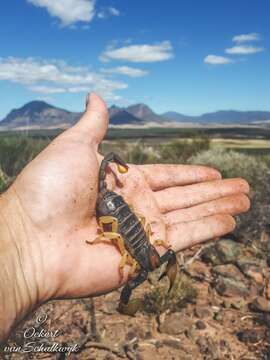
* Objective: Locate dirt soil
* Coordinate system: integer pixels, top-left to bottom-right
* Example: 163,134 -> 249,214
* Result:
2,231 -> 270,360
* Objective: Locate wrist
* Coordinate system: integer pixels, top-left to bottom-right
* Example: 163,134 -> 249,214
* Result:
0,188 -> 43,342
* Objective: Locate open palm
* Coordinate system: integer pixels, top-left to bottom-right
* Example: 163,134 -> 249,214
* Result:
9,93 -> 250,305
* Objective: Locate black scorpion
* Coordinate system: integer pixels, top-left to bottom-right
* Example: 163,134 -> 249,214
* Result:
86,152 -> 177,315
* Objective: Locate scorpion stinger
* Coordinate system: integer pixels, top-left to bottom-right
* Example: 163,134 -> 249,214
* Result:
98,152 -> 129,193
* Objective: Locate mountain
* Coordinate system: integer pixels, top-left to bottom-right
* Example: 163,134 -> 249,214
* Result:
0,101 -> 81,129
126,103 -> 164,123
162,111 -> 196,122
162,110 -> 270,124
109,105 -> 123,118
199,110 -> 270,123
110,110 -> 143,125
1,100 -> 270,130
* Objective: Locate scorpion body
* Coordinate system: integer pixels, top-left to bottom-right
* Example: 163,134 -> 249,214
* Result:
87,152 -> 177,315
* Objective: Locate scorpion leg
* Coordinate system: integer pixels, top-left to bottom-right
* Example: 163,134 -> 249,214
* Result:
86,230 -> 130,283
118,270 -> 148,316
145,222 -> 154,237
98,216 -> 118,232
128,258 -> 140,278
158,249 -> 178,292
153,239 -> 171,249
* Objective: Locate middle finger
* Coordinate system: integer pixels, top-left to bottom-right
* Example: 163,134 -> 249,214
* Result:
155,178 -> 249,213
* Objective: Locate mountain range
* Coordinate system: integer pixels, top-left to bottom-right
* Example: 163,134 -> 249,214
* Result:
0,100 -> 270,130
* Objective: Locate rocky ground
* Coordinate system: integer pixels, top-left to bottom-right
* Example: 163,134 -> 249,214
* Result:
2,225 -> 270,360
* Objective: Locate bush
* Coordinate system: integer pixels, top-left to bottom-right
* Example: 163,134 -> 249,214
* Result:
190,148 -> 270,237
0,170 -> 8,193
0,136 -> 49,177
160,136 -> 210,163
190,147 -> 269,190
126,143 -> 160,164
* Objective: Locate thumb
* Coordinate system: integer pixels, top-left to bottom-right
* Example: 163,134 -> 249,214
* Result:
73,92 -> 109,144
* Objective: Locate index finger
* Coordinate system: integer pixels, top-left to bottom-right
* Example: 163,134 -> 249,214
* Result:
136,164 -> 221,191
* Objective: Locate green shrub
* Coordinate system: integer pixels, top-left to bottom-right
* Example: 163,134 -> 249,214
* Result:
160,136 -> 210,163
0,168 -> 10,193
0,136 -> 49,177
190,147 -> 269,190
190,148 -> 270,237
126,143 -> 160,164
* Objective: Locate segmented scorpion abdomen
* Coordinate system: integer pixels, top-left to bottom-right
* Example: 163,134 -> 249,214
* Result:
97,190 -> 154,270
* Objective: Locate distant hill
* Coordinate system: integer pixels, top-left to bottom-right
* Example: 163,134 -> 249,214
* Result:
162,110 -> 270,124
126,103 -> 163,123
110,110 -> 143,125
162,111 -> 196,122
1,100 -> 270,130
0,101 -> 80,129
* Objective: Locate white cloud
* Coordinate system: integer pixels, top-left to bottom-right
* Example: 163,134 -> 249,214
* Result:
100,41 -> 174,63
27,0 -> 96,26
98,6 -> 120,19
29,85 -> 66,94
204,55 -> 233,65
101,66 -> 148,77
233,33 -> 261,43
225,45 -> 264,54
29,85 -> 92,93
0,57 -> 127,100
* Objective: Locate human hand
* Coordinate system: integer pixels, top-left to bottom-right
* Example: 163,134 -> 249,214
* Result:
0,93 -> 250,339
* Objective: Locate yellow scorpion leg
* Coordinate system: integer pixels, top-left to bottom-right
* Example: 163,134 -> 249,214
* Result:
86,223 -> 131,283
98,216 -> 119,233
128,258 -> 140,278
153,239 -> 171,249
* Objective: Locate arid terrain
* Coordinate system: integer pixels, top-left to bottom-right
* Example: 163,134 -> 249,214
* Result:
1,132 -> 270,360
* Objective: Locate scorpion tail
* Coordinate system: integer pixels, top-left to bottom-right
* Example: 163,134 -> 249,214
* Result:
99,152 -> 129,193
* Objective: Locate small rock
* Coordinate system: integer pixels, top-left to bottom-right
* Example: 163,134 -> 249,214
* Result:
186,260 -> 211,280
194,306 -> 212,319
196,337 -> 219,359
162,339 -> 181,349
125,329 -> 137,341
202,239 -> 242,265
212,264 -> 245,281
238,263 -> 264,285
250,296 -> 270,313
201,245 -> 221,265
103,299 -> 118,314
236,256 -> 262,268
215,240 -> 242,263
159,313 -> 193,335
236,328 -> 265,343
214,276 -> 249,298
196,320 -> 206,330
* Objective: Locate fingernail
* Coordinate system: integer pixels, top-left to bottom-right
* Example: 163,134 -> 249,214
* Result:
85,92 -> 91,108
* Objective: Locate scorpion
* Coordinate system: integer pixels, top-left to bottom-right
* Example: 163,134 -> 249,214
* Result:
86,152 -> 177,315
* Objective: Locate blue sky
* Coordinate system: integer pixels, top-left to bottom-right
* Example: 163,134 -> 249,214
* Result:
0,0 -> 269,119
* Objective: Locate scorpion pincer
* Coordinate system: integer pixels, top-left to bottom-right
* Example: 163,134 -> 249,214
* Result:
86,152 -> 178,316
